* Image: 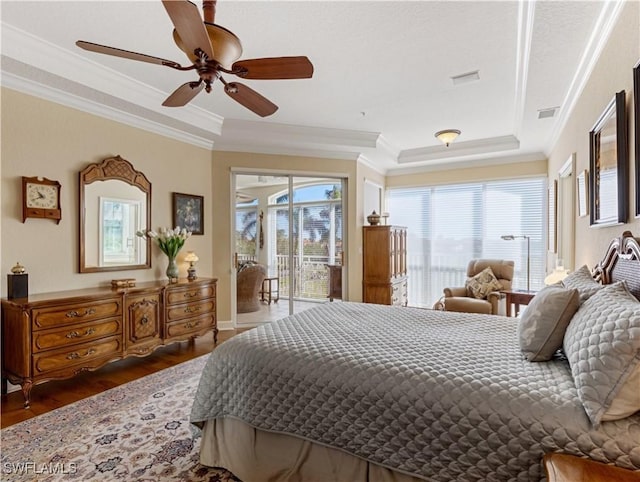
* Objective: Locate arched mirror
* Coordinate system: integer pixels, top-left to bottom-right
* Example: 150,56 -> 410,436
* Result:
79,155 -> 151,273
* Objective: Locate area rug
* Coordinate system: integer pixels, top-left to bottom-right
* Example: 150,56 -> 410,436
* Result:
0,355 -> 240,481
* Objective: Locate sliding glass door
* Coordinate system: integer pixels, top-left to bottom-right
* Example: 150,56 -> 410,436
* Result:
234,173 -> 345,323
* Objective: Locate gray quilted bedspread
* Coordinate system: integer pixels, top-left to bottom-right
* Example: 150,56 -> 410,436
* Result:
190,302 -> 640,481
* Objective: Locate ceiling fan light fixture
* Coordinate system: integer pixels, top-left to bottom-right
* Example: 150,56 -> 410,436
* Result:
435,129 -> 461,147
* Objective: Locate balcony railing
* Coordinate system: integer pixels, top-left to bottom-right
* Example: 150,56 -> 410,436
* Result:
272,254 -> 340,301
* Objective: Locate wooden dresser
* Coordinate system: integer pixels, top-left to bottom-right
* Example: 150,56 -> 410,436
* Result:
1,277 -> 216,407
363,225 -> 408,306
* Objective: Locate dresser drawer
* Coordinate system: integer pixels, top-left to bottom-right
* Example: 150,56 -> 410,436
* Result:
32,298 -> 122,330
166,299 -> 215,322
32,335 -> 122,375
33,317 -> 122,353
391,279 -> 408,306
165,284 -> 215,306
165,313 -> 215,339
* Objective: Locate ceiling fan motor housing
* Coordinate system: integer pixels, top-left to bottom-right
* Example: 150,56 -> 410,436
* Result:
173,23 -> 242,69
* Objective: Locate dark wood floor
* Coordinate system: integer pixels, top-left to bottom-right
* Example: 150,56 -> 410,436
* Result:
0,329 -> 247,429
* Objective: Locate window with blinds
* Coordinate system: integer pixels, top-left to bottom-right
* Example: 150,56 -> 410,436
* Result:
387,178 -> 546,308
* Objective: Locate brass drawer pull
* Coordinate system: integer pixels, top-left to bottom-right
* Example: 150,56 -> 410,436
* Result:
184,306 -> 201,314
66,348 -> 97,360
183,292 -> 198,298
184,320 -> 201,329
140,316 -> 149,325
66,308 -> 96,318
66,328 -> 96,339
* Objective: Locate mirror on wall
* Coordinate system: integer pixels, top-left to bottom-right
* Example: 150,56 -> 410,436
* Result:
589,90 -> 628,226
79,155 -> 151,273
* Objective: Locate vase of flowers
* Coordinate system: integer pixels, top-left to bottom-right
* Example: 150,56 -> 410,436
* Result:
137,227 -> 191,282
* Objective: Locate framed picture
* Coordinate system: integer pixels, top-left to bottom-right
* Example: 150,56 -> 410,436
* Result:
577,170 -> 589,217
589,90 -> 628,226
172,192 -> 204,235
635,61 -> 640,217
548,179 -> 557,253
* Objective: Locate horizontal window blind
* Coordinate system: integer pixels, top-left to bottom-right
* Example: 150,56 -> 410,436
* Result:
387,178 -> 546,308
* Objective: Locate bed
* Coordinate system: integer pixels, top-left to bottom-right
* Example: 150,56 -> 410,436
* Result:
190,232 -> 640,481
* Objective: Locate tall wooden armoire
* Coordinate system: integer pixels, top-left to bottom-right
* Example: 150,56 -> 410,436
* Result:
362,225 -> 408,306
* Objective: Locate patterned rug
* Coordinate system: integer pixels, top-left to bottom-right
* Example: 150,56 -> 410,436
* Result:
0,355 -> 240,481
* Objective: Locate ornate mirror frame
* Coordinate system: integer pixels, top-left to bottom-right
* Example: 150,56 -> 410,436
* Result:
79,155 -> 152,273
589,90 -> 628,227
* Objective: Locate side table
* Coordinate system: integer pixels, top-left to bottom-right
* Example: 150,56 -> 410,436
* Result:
501,290 -> 536,317
260,277 -> 279,304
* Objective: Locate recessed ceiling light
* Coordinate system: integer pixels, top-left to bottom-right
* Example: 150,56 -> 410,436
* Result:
451,70 -> 480,85
538,107 -> 559,119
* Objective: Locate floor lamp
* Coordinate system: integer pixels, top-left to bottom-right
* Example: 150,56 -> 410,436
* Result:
501,235 -> 530,291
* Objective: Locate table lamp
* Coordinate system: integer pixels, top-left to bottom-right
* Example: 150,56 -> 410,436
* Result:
501,234 -> 531,291
544,259 -> 569,285
185,251 -> 199,280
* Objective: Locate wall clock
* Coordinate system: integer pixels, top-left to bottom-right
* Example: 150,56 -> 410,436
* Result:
22,176 -> 62,224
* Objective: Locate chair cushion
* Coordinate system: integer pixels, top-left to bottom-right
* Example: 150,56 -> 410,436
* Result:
465,267 -> 503,299
562,281 -> 640,427
518,285 -> 580,361
561,264 -> 603,303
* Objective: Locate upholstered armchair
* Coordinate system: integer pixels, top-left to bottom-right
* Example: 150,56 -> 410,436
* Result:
237,263 -> 267,313
439,259 -> 514,315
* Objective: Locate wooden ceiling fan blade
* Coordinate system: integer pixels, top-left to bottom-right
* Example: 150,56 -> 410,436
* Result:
232,57 -> 314,80
76,41 -> 182,68
162,0 -> 214,61
224,82 -> 278,117
162,81 -> 205,107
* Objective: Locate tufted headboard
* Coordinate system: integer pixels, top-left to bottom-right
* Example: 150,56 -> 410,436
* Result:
592,230 -> 640,300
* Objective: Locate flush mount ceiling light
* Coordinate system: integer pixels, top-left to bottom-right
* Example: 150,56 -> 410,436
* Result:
434,129 -> 461,147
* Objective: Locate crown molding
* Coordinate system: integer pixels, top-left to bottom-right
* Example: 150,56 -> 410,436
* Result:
1,69 -> 215,150
388,151 -> 546,176
219,119 -> 380,150
1,22 -> 223,135
513,0 -> 536,137
213,141 -> 360,161
545,0 -> 625,155
397,135 -> 520,164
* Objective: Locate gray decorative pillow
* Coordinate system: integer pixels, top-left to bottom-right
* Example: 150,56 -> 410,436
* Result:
562,281 -> 640,427
561,264 -> 602,303
465,267 -> 502,299
518,285 -> 579,361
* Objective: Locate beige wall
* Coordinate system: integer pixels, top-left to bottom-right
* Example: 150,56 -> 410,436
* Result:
547,1 -> 640,269
0,88 -> 382,327
1,88 -> 214,293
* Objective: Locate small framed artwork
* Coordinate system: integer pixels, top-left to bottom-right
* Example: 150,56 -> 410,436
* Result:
172,192 -> 204,235
577,169 -> 589,217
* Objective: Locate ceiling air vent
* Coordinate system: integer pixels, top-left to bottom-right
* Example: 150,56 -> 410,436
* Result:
451,70 -> 480,85
538,107 -> 559,119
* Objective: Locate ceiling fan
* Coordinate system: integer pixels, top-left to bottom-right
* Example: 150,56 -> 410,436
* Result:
76,0 -> 313,117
